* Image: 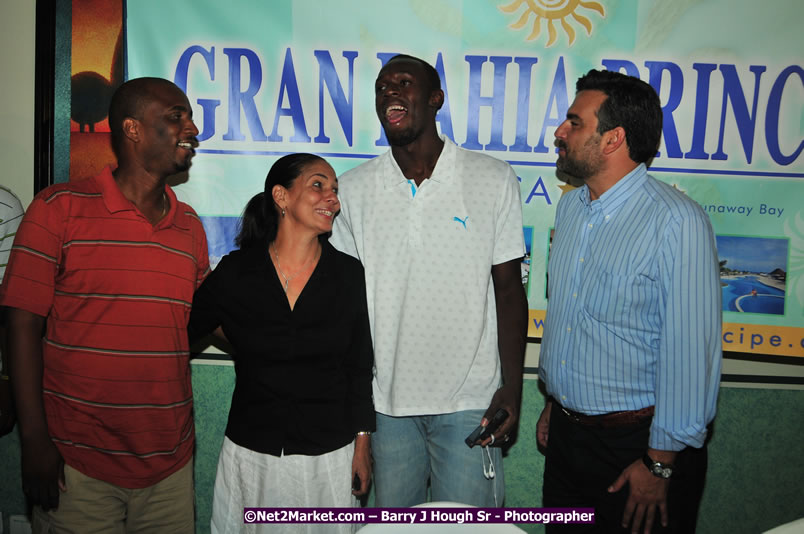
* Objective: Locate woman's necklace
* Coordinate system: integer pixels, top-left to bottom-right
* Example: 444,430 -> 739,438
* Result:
270,243 -> 318,292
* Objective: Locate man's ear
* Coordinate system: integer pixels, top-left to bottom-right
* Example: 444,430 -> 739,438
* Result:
429,89 -> 444,111
602,126 -> 627,155
121,117 -> 140,143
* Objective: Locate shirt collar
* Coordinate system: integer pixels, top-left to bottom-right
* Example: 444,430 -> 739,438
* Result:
579,163 -> 648,213
383,134 -> 456,188
97,165 -> 186,229
97,166 -> 133,214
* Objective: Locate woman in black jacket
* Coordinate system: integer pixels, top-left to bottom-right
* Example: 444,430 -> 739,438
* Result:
189,153 -> 375,534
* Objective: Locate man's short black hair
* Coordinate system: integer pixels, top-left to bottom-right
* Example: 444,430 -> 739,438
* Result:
385,54 -> 442,94
108,77 -> 176,155
576,69 -> 663,164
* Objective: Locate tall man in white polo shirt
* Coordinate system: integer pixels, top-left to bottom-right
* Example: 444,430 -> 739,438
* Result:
330,54 -> 528,507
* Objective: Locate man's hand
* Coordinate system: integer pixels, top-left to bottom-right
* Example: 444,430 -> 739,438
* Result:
21,433 -> 66,511
8,309 -> 63,509
536,400 -> 552,448
479,385 -> 519,447
608,449 -> 676,534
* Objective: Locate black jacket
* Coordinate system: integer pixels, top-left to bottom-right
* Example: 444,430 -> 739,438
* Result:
189,240 -> 375,456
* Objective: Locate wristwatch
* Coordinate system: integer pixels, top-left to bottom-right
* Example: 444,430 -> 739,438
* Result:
642,453 -> 674,479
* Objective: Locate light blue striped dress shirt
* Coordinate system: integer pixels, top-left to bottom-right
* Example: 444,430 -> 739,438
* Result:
539,164 -> 722,451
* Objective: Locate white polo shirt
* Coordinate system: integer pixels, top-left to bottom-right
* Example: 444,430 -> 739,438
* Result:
330,137 -> 525,416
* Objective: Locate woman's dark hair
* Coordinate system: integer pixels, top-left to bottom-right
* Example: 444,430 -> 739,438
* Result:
234,192 -> 266,249
235,153 -> 326,249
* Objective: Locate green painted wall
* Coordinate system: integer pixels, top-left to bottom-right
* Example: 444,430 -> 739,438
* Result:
3,365 -> 801,533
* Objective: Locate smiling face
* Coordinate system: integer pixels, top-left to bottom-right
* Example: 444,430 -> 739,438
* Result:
135,81 -> 200,176
374,58 -> 443,147
278,160 -> 340,236
554,89 -> 608,181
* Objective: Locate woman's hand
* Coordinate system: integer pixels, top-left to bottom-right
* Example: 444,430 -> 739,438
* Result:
351,433 -> 372,496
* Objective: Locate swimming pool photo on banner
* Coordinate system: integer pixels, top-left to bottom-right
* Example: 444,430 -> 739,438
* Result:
716,235 -> 788,316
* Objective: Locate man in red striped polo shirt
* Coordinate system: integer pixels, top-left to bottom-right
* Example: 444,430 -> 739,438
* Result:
0,78 -> 209,533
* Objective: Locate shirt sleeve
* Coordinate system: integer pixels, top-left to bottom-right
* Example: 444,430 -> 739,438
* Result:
537,191 -> 570,386
650,208 -> 722,450
344,261 -> 376,433
0,191 -> 66,316
329,186 -> 359,260
492,163 -> 526,266
187,255 -> 227,345
0,189 -> 25,283
195,220 -> 211,287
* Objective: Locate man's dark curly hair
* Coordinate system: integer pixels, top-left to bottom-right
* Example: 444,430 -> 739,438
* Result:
576,69 -> 663,164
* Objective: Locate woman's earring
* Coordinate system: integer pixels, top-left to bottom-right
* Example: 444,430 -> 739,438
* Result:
281,208 -> 285,217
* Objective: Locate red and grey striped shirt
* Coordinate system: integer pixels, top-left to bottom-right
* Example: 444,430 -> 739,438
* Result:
0,166 -> 209,488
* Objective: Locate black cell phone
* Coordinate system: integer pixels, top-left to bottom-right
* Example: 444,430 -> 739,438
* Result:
352,473 -> 361,491
464,408 -> 509,448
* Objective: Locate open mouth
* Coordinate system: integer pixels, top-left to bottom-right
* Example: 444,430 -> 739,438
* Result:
177,141 -> 196,153
385,105 -> 407,125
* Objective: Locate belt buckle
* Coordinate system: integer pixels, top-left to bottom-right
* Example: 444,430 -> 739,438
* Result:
561,407 -> 582,423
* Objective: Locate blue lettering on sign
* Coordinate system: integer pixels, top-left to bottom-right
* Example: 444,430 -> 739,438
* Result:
766,65 -> 804,166
712,64 -> 765,164
462,55 -> 511,151
223,48 -> 268,142
313,50 -> 357,146
509,56 -> 539,153
533,57 -> 569,155
759,204 -> 784,218
702,204 -> 786,218
646,60 -> 684,159
684,63 -> 717,160
434,53 -> 456,143
702,204 -> 753,216
171,46 -> 801,169
267,48 -> 310,143
174,45 -> 219,142
524,176 -> 552,205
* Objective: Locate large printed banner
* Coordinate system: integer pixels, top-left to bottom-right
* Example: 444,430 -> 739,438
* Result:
127,0 -> 804,360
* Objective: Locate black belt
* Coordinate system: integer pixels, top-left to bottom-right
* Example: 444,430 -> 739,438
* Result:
558,403 -> 654,428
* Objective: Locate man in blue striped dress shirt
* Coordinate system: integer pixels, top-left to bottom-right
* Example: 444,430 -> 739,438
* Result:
538,69 -> 722,534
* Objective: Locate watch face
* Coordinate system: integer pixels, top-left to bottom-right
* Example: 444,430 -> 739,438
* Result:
643,454 -> 674,478
654,465 -> 673,478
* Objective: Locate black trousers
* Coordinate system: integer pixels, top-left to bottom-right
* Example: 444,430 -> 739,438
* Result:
543,402 -> 708,533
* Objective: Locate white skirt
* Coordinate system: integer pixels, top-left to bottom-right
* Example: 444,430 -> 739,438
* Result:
211,437 -> 359,534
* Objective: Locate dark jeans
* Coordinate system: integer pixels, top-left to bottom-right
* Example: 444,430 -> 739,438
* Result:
543,402 -> 707,533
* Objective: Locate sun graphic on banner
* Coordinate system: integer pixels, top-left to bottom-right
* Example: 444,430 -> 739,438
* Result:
499,0 -> 605,47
